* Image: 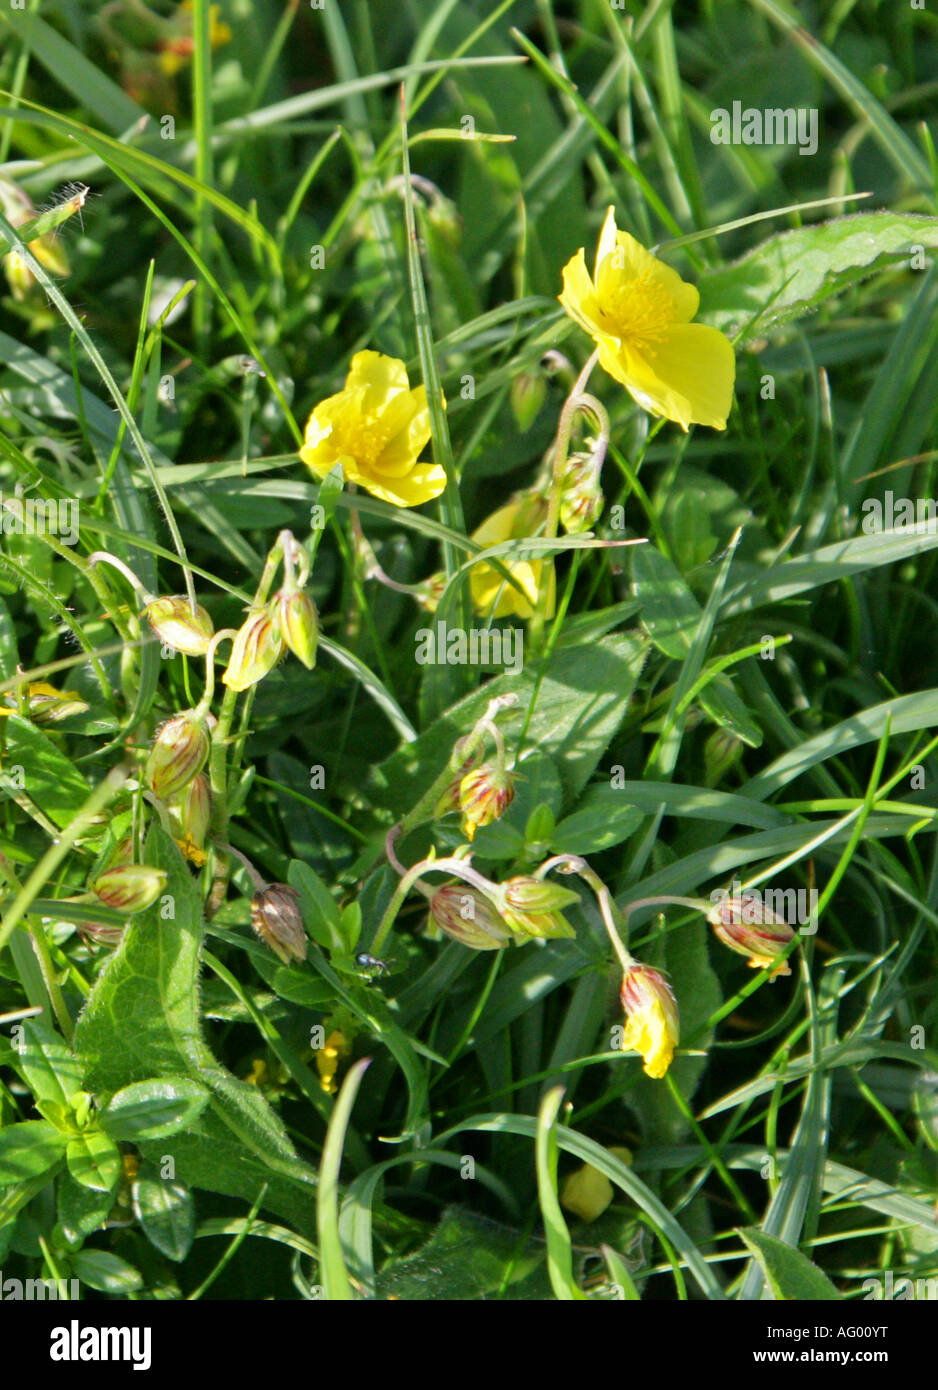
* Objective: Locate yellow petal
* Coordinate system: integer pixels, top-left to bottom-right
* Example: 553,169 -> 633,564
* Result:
604,323 -> 735,431
346,349 -> 410,410
346,460 -> 447,507
373,386 -> 432,478
558,249 -> 602,337
596,229 -> 699,325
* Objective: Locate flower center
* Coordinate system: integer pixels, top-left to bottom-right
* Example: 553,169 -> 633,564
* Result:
600,272 -> 675,348
337,419 -> 388,468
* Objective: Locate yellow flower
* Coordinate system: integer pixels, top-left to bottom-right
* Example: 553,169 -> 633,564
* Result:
619,963 -> 679,1080
559,207 -> 735,431
158,2 -> 232,77
469,496 -> 556,620
300,351 -> 447,508
316,1030 -> 350,1094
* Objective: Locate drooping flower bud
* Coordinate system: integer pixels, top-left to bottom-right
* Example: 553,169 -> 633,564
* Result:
494,875 -> 579,940
250,883 -> 307,965
510,370 -> 547,433
413,571 -> 447,614
144,710 -> 211,800
428,884 -> 512,950
90,864 -> 168,914
80,919 -> 126,947
458,762 -> 515,841
0,682 -> 89,723
276,588 -> 318,670
558,448 -> 604,535
222,604 -> 284,691
167,774 -> 211,865
619,963 -> 679,1080
706,893 -> 795,978
144,595 -> 215,657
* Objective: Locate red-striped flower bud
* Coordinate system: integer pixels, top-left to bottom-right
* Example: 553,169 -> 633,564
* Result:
222,604 -> 285,691
706,894 -> 795,978
428,884 -> 512,950
458,762 -> 515,841
90,864 -> 167,914
144,595 -> 215,657
144,710 -> 211,800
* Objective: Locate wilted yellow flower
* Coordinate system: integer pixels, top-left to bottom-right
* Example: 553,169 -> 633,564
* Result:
144,595 -> 214,657
469,496 -> 556,620
560,207 -> 735,431
300,351 -> 446,508
0,682 -> 88,723
619,963 -> 679,1080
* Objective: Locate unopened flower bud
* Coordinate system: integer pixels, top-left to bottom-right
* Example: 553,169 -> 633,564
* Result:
145,710 -> 211,800
495,875 -> 579,939
4,682 -> 90,723
620,963 -> 679,1079
167,774 -> 211,864
510,370 -> 547,433
559,449 -> 604,535
414,571 -> 447,614
459,762 -> 515,841
706,893 -> 795,978
144,595 -> 215,656
222,604 -> 284,691
80,920 -> 126,947
560,1148 -> 632,1223
250,883 -> 307,965
428,884 -> 512,950
276,588 -> 318,669
91,864 -> 167,914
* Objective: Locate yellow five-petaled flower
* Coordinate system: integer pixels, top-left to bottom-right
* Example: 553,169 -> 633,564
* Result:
300,351 -> 447,508
560,208 -> 735,431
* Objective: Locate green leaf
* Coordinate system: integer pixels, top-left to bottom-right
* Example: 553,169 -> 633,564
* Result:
65,1130 -> 122,1194
100,1077 -> 210,1142
374,1206 -> 551,1300
13,1020 -> 85,1111
551,794 -> 643,855
0,716 -> 96,834
73,827 -> 318,1236
737,1227 -> 842,1301
632,544 -> 701,660
132,1174 -> 196,1263
0,1121 -> 66,1186
70,1248 -> 144,1294
56,1174 -> 114,1245
698,213 -> 938,339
